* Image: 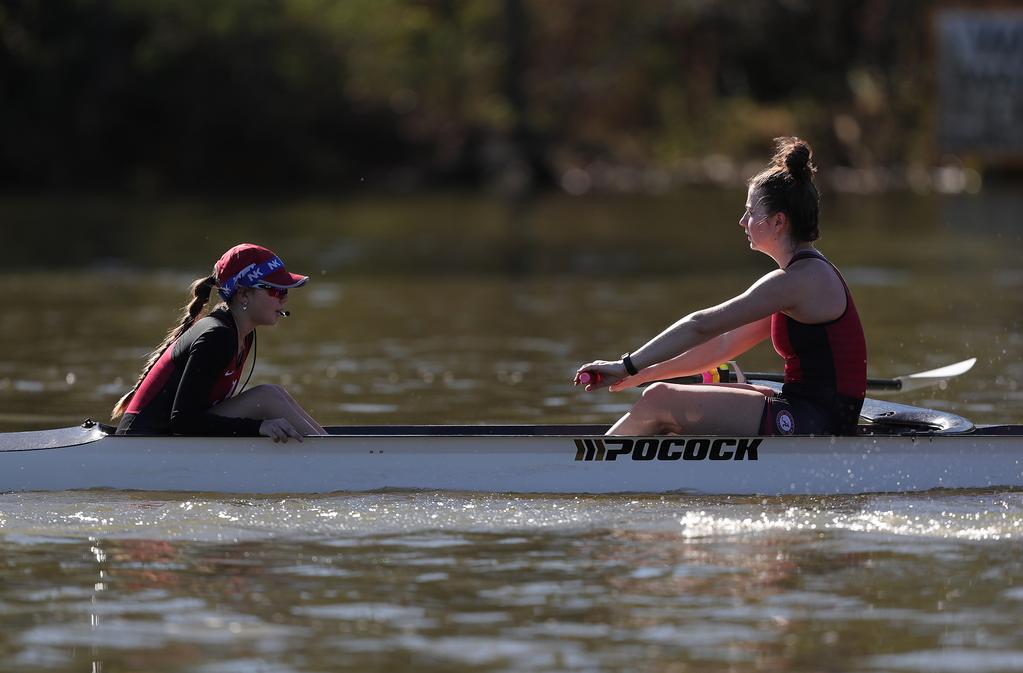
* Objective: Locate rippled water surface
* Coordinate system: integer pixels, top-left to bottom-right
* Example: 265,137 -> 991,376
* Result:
3,492 -> 1023,672
2,191 -> 1023,671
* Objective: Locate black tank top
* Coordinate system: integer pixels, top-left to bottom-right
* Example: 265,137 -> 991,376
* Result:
771,249 -> 867,433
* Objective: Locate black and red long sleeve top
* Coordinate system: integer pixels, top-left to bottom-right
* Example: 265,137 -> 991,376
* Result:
115,308 -> 261,436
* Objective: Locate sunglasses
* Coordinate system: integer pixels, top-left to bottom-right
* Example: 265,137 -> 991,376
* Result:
254,283 -> 288,299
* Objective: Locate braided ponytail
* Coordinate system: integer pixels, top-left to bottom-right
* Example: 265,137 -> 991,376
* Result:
111,275 -> 217,419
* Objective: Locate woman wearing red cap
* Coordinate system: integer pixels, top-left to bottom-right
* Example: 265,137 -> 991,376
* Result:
112,243 -> 325,441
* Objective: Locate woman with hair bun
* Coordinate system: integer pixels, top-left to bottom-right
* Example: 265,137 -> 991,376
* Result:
112,243 -> 325,442
576,137 -> 867,436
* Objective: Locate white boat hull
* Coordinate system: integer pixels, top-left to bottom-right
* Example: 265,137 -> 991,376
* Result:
2,424 -> 1023,494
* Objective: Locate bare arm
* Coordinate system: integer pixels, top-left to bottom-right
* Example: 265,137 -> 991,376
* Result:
576,269 -> 801,390
628,270 -> 798,370
611,317 -> 772,390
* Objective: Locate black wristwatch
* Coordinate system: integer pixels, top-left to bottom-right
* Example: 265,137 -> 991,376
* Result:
621,352 -> 639,375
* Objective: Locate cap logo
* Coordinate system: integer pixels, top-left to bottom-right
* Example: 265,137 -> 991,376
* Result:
219,255 -> 285,301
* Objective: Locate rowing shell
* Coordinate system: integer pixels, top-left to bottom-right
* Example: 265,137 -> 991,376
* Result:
1,401 -> 1022,494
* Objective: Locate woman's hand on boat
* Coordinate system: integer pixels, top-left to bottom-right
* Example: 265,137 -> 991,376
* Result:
574,360 -> 629,391
259,418 -> 304,443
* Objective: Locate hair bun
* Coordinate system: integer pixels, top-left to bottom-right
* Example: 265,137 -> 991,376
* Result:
772,137 -> 815,182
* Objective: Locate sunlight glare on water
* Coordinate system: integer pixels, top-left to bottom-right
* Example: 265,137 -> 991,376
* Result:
3,491 -> 1023,544
678,494 -> 1023,542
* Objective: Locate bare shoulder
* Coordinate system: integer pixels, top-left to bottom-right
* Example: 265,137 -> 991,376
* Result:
785,255 -> 845,289
748,266 -> 804,297
731,268 -> 805,316
783,255 -> 848,322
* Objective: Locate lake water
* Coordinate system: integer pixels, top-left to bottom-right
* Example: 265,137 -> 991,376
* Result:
2,189 -> 1023,672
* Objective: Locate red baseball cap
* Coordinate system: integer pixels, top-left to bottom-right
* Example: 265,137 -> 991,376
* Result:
214,243 -> 308,300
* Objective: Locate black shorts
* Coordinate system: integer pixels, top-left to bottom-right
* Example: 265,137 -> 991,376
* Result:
759,395 -> 837,436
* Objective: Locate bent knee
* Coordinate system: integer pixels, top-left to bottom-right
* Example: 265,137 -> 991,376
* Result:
248,384 -> 276,398
638,382 -> 680,407
243,384 -> 285,409
251,384 -> 289,398
629,383 -> 680,420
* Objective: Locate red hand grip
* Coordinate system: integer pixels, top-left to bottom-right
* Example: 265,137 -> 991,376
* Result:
576,371 -> 604,386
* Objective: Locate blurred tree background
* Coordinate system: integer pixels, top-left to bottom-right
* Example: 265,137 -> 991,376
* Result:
0,0 -> 953,195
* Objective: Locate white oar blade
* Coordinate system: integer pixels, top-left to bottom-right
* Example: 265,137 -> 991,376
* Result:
896,358 -> 976,391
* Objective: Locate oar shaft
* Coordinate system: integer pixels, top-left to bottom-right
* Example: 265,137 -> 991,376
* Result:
867,377 -> 902,391
629,358 -> 973,392
655,371 -> 902,390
